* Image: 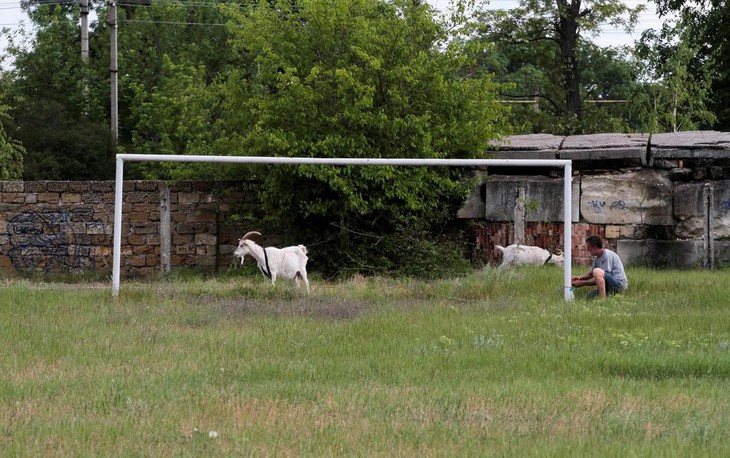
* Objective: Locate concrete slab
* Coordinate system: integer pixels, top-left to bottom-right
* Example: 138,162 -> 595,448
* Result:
650,131 -> 730,160
488,134 -> 563,159
580,169 -> 673,225
483,175 -> 579,222
560,133 -> 649,163
618,239 -> 707,268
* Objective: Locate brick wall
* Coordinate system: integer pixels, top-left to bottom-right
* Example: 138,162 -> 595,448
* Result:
469,221 -> 604,265
0,180 -> 254,277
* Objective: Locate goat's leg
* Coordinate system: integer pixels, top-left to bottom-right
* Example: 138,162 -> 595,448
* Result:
270,272 -> 277,287
298,271 -> 310,294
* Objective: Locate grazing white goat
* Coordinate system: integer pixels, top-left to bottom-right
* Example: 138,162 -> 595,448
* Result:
233,231 -> 310,293
495,244 -> 565,267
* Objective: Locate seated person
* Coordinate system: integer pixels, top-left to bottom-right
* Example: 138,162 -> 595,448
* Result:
571,235 -> 628,299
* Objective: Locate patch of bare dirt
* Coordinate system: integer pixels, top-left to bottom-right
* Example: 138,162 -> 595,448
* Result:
202,296 -> 377,320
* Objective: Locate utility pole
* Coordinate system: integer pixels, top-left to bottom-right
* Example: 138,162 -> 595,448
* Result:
81,0 -> 90,116
108,0 -> 119,140
81,0 -> 89,61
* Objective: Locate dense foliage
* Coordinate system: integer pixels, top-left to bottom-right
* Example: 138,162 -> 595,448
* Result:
471,35 -> 637,134
0,0 -> 727,276
652,0 -> 730,130
471,0 -> 643,133
0,104 -> 24,180
1,0 -> 509,278
631,20 -> 715,133
211,0 -> 505,278
2,1 -> 115,180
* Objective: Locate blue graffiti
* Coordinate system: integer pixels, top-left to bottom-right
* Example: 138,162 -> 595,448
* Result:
588,199 -> 629,212
588,200 -> 606,213
610,200 -> 627,211
720,200 -> 730,212
5,209 -> 102,273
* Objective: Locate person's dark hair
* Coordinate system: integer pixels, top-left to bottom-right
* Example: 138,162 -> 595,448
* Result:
586,235 -> 603,249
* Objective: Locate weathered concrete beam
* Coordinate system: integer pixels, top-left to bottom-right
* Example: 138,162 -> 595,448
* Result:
481,175 -> 580,222
618,239 -> 707,268
674,181 -> 730,239
559,133 -> 649,167
580,169 -> 673,225
488,133 -> 652,169
713,181 -> 730,238
649,131 -> 730,164
457,170 -> 489,219
488,134 -> 563,160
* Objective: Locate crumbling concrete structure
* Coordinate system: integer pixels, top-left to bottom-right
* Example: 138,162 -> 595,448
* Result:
459,131 -> 730,267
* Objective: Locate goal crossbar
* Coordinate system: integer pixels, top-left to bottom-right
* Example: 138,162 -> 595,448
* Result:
113,154 -> 574,300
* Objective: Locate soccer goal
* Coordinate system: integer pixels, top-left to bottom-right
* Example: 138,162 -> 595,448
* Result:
112,154 -> 575,300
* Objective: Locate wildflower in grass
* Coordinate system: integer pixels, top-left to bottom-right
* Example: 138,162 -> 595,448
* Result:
432,335 -> 457,353
473,332 -> 504,349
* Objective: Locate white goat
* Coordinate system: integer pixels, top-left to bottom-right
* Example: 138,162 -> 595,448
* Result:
495,244 -> 565,267
233,231 -> 310,292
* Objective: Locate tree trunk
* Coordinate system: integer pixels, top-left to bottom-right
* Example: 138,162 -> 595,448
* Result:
556,0 -> 582,119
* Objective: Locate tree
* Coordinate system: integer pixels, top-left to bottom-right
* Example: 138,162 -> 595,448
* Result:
630,20 -> 715,133
474,36 -> 637,133
127,56 -> 227,179
3,0 -> 238,180
106,0 -> 240,151
3,1 -> 115,180
0,102 -> 24,180
652,0 -> 729,130
3,0 -> 510,277
575,42 -> 637,133
474,0 -> 643,127
211,0 -> 509,277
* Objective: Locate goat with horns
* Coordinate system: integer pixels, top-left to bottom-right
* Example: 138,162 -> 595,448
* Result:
233,231 -> 310,292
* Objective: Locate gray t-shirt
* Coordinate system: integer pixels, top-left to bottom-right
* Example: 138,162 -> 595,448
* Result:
590,248 -> 628,290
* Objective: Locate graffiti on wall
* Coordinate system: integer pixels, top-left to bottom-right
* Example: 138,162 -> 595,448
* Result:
4,209 -> 103,272
587,199 -> 628,213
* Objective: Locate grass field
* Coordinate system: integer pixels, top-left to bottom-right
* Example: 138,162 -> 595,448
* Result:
1,266 -> 729,456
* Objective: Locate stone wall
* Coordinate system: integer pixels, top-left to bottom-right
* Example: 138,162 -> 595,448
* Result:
458,131 -> 730,267
0,180 -> 253,277
2,130 -> 730,276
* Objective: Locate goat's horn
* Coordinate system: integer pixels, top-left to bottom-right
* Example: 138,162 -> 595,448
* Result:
241,231 -> 262,241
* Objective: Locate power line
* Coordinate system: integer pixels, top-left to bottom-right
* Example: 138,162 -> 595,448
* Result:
0,0 -> 673,37
124,18 -> 227,26
121,0 -> 233,5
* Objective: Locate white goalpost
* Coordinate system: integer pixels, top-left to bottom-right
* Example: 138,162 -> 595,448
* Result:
112,154 -> 574,300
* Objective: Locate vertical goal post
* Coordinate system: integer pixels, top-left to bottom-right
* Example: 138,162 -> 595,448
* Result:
113,154 -> 575,300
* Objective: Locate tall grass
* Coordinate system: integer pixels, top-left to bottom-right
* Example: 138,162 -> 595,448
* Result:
1,267 -> 729,456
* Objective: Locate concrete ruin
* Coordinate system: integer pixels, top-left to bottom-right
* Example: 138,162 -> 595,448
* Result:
458,131 -> 730,268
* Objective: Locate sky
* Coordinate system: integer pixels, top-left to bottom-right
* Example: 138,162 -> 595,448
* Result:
1,0 -> 669,69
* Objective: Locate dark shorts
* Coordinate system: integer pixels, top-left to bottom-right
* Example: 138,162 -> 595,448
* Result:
587,273 -> 625,299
